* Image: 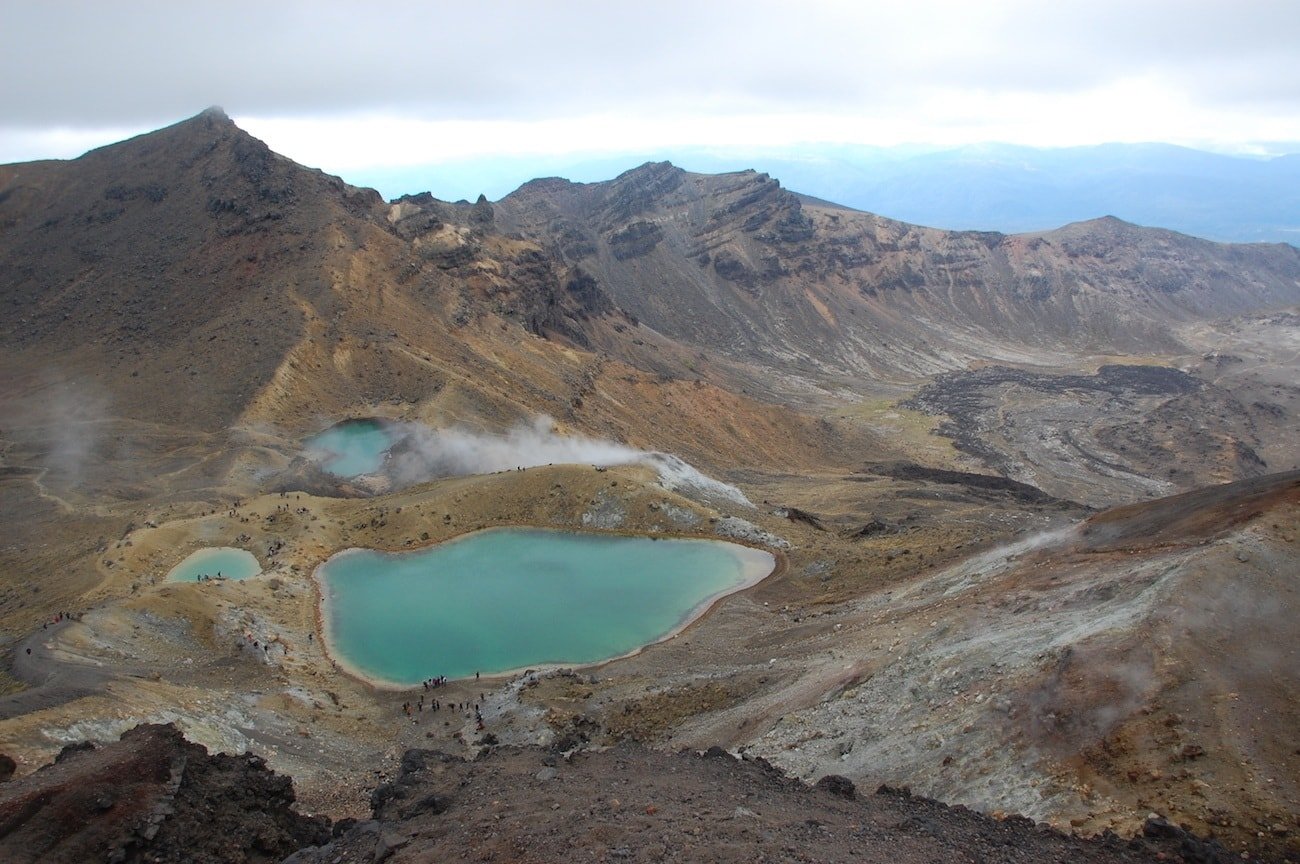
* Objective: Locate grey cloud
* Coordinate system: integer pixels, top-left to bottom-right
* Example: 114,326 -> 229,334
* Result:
1,0 -> 1296,135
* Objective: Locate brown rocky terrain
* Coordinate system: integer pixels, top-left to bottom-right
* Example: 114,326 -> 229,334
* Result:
489,162 -> 1300,389
902,363 -> 1285,507
0,723 -> 328,863
2,110 -> 1299,862
0,722 -> 1247,864
738,471 -> 1300,861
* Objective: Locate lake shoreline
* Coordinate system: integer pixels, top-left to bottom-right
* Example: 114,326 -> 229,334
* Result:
312,525 -> 782,691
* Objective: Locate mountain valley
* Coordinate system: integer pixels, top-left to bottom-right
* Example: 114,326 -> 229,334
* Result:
1,110 -> 1298,862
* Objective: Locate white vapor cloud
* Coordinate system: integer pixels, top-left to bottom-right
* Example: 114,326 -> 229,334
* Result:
387,417 -> 647,482
329,417 -> 754,507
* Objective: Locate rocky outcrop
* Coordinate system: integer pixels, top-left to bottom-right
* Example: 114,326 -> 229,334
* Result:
488,251 -> 619,346
603,161 -> 684,224
608,220 -> 664,260
862,461 -> 1082,508
0,724 -> 329,864
286,741 -> 1215,864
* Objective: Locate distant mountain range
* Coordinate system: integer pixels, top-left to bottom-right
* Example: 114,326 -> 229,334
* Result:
3,109 -> 1298,443
358,142 -> 1300,246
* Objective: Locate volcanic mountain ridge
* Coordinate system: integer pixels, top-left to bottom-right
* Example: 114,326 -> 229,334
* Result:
2,110 -> 1299,863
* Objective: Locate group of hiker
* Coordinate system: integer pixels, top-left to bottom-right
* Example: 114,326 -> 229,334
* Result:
29,610 -> 83,655
240,630 -> 285,657
421,670 -> 480,690
402,696 -> 477,714
42,610 -> 80,628
402,692 -> 488,730
406,671 -> 489,729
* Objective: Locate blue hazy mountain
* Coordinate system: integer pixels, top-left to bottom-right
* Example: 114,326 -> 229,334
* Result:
356,143 -> 1300,246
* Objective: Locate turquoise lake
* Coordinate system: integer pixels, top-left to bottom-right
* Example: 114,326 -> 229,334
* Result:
316,528 -> 775,685
167,547 -> 261,582
305,419 -> 395,477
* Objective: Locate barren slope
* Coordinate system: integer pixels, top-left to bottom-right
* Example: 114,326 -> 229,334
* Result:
490,162 -> 1300,389
742,471 -> 1300,861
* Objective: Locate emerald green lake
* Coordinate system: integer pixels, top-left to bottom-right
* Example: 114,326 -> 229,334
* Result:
305,419 -> 394,477
316,528 -> 775,685
167,547 -> 261,582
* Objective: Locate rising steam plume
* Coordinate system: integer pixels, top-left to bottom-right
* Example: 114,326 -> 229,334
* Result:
365,417 -> 752,507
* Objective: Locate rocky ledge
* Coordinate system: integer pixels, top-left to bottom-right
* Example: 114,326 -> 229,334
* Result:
0,725 -> 1261,864
0,724 -> 329,864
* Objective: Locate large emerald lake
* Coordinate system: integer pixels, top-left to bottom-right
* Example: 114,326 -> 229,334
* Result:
316,528 -> 775,685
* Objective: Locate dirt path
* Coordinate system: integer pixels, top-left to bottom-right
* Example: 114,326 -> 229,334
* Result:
0,620 -> 121,720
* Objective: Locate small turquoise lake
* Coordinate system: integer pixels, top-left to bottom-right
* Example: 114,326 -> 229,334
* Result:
167,547 -> 261,582
305,419 -> 395,477
316,528 -> 775,685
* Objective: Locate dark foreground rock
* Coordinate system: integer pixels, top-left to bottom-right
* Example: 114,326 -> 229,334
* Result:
289,743 -> 1230,864
1,725 -> 1262,864
0,724 -> 329,864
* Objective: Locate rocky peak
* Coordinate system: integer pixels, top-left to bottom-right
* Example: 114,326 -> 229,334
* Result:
470,193 -> 495,228
75,107 -> 242,164
512,176 -> 579,196
197,105 -> 233,123
393,191 -> 437,206
603,161 -> 686,223
612,160 -> 683,183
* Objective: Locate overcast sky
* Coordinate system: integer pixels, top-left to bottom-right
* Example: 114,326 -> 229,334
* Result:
3,0 -> 1298,193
